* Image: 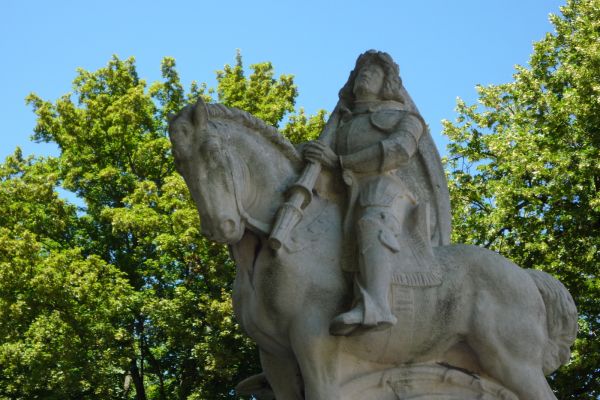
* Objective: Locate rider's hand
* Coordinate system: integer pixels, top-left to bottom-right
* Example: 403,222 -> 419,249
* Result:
303,141 -> 340,169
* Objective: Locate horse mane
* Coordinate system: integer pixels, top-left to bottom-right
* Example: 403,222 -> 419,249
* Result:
206,103 -> 303,167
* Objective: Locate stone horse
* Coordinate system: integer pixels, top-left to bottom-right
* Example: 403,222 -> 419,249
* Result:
168,99 -> 577,400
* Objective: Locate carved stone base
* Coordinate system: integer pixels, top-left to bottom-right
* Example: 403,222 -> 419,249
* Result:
237,363 -> 519,400
341,363 -> 519,400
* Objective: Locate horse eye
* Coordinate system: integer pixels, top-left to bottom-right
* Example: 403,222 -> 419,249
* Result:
206,142 -> 221,154
201,136 -> 221,153
202,145 -> 217,160
200,138 -> 225,168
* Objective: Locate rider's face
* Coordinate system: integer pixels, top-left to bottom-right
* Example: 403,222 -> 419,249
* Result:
353,63 -> 384,100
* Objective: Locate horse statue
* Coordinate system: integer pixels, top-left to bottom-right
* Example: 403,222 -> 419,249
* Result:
168,98 -> 577,400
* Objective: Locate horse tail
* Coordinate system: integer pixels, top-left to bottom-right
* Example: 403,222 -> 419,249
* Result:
525,269 -> 578,374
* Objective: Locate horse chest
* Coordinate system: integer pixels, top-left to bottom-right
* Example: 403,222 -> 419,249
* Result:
232,245 -> 302,351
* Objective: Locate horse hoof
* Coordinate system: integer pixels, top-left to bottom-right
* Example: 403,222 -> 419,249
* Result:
235,372 -> 274,400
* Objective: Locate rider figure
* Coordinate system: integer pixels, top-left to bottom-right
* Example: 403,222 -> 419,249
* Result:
304,50 -> 448,336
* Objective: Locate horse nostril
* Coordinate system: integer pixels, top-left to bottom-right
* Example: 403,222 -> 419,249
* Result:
220,218 -> 237,236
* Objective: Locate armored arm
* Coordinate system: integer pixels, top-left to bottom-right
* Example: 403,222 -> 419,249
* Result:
339,112 -> 424,173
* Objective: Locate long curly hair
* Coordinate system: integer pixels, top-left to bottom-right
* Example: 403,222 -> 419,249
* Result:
338,50 -> 405,110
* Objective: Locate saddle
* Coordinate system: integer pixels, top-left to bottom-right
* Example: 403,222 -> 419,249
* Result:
388,203 -> 443,287
286,199 -> 442,288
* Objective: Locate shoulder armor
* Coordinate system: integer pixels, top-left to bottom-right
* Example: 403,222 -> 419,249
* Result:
370,110 -> 407,133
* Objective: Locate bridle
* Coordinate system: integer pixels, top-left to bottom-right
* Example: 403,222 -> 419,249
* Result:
222,147 -> 272,236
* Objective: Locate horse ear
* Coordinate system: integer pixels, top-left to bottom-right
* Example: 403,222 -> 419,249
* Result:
192,98 -> 209,129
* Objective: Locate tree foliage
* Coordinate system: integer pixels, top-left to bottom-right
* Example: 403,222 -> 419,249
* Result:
443,0 -> 600,397
5,2 -> 599,396
0,150 -> 135,399
1,54 -> 325,399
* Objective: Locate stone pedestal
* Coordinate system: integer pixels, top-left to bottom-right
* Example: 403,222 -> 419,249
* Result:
342,363 -> 518,400
237,363 -> 518,400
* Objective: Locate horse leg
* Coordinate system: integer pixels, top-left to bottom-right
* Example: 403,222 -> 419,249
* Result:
290,314 -> 342,400
260,349 -> 304,400
476,350 -> 556,400
469,296 -> 556,400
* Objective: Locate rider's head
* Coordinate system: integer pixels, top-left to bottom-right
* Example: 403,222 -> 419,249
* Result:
338,50 -> 404,108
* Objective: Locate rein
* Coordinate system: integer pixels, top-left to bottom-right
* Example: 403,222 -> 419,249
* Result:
223,150 -> 272,236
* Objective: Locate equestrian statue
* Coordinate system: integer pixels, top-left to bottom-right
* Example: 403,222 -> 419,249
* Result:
168,50 -> 578,400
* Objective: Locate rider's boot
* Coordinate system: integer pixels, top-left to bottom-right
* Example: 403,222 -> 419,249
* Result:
330,213 -> 397,336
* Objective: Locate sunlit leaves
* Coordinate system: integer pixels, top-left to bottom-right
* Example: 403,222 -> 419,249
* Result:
0,152 -> 135,398
443,0 -> 600,397
3,52 -> 325,399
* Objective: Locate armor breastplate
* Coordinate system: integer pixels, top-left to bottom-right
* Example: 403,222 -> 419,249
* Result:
335,113 -> 386,156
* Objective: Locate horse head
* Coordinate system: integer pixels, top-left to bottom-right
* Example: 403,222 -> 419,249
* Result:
168,99 -> 245,243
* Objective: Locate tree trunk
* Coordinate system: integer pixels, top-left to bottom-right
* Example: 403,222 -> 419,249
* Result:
179,357 -> 199,399
130,358 -> 147,400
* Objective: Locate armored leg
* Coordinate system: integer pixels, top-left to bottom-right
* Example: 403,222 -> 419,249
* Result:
357,213 -> 398,325
330,209 -> 399,335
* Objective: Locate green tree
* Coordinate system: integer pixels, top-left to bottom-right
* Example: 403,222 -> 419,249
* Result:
0,149 -> 135,399
443,0 -> 599,397
3,53 -> 325,399
216,50 -> 297,127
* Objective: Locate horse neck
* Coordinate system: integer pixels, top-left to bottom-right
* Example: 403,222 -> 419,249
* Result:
229,128 -> 299,236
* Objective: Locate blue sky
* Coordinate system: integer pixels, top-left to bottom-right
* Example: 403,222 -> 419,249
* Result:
1,0 -> 565,162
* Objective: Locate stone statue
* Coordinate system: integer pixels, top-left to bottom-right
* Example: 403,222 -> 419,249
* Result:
303,51 -> 451,335
168,50 -> 578,400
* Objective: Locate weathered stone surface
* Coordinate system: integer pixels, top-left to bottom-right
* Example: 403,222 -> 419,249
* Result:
343,363 -> 519,400
168,50 -> 578,400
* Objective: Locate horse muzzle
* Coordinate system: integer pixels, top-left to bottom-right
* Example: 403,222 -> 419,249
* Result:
202,215 -> 244,244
